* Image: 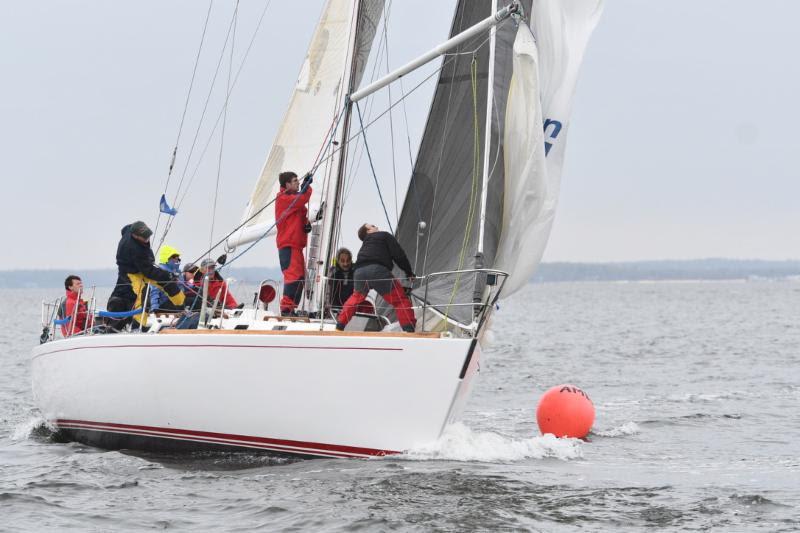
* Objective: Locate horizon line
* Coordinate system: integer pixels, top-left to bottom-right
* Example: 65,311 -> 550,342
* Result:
1,257 -> 799,274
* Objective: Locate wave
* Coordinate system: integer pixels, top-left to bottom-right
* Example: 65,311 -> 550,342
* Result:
667,391 -> 749,403
592,421 -> 640,437
402,422 -> 583,463
10,416 -> 54,441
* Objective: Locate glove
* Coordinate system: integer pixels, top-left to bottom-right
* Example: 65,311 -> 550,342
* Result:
300,172 -> 313,192
216,253 -> 227,266
303,222 -> 312,234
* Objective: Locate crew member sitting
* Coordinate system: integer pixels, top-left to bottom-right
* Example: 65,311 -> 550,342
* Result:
327,247 -> 373,317
335,224 -> 416,333
61,274 -> 93,336
193,258 -> 240,309
150,244 -> 187,312
328,247 -> 354,311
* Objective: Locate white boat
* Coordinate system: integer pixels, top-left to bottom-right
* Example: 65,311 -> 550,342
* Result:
32,0 -> 602,459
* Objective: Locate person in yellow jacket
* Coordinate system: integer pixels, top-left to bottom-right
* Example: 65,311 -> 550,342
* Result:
107,221 -> 185,328
150,244 -> 188,312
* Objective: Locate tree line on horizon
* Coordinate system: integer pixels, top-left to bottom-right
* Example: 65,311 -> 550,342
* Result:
1,259 -> 799,289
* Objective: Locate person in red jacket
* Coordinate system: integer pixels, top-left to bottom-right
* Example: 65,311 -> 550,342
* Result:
61,275 -> 93,336
193,258 -> 240,310
275,171 -> 313,315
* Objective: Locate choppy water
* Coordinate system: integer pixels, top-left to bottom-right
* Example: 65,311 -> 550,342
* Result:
1,281 -> 799,531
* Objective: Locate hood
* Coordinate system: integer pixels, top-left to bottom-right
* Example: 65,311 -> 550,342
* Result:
121,224 -> 132,236
158,245 -> 181,264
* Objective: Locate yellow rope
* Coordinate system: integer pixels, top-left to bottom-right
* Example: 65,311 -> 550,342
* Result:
444,56 -> 481,325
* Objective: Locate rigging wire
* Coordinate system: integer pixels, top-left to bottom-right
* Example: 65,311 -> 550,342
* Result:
209,1 -> 239,253
187,104 -> 347,270
152,0 -> 214,240
185,9 -> 501,268
158,0 -> 273,247
416,19 -> 505,283
172,0 -> 273,213
354,102 -> 394,234
445,55 -> 482,321
381,1 -> 400,224
340,3 -> 392,208
214,105 -> 348,271
155,5 -> 239,252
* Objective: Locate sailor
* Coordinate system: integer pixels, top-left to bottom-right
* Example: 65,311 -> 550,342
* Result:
192,257 -> 240,310
335,223 -> 416,333
61,275 -> 93,336
275,171 -> 313,316
149,244 -> 186,312
107,221 -> 185,328
325,248 -> 357,312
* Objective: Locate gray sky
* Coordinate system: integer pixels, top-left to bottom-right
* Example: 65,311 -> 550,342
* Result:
1,0 -> 797,270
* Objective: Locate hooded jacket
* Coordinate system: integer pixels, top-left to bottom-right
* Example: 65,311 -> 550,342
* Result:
150,244 -> 187,310
275,186 -> 312,249
110,224 -> 181,303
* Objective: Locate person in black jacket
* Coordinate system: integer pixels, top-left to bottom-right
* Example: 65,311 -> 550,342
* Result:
107,221 -> 185,328
327,248 -> 355,311
335,224 -> 416,332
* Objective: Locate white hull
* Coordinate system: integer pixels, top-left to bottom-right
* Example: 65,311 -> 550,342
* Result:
31,331 -> 481,458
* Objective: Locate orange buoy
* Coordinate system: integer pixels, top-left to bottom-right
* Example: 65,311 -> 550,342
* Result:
536,384 -> 595,438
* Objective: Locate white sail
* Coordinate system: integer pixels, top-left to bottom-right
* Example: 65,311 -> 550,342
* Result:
238,0 -> 368,233
494,0 -> 603,295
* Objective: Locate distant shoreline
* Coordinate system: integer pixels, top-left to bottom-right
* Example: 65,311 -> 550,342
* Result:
1,259 -> 798,289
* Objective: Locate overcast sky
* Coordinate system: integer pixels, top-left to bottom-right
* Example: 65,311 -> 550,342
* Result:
1,0 -> 797,271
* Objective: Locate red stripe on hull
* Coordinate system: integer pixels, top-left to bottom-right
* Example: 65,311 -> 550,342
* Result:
55,419 -> 400,458
35,343 -> 403,359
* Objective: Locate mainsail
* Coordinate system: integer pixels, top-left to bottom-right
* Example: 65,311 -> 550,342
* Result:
228,0 -> 384,254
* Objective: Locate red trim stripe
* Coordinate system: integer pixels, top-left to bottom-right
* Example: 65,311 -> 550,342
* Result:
35,343 -> 402,359
55,419 -> 399,458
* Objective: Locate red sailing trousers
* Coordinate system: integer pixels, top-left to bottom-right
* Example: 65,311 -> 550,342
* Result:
337,280 -> 415,329
279,247 -> 305,313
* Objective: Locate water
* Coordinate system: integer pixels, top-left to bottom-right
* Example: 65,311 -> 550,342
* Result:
2,281 -> 799,531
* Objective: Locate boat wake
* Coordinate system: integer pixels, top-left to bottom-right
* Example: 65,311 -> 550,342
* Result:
592,421 -> 640,437
402,423 -> 583,462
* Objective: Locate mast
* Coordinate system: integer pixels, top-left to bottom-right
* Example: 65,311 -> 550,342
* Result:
314,0 -> 364,314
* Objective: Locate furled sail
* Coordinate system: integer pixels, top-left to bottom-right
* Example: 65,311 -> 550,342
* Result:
228,0 -> 384,250
494,0 -> 603,294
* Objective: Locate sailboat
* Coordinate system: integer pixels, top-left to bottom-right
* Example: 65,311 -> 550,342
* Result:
31,0 -> 602,459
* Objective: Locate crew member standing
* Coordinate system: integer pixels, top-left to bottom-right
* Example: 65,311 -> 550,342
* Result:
275,171 -> 313,315
336,223 -> 416,332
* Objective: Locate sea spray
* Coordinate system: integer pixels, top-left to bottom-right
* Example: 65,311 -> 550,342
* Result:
592,421 -> 640,437
11,415 -> 53,441
403,422 -> 583,462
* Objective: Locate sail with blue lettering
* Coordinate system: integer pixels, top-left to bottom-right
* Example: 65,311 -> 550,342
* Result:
494,0 -> 604,294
